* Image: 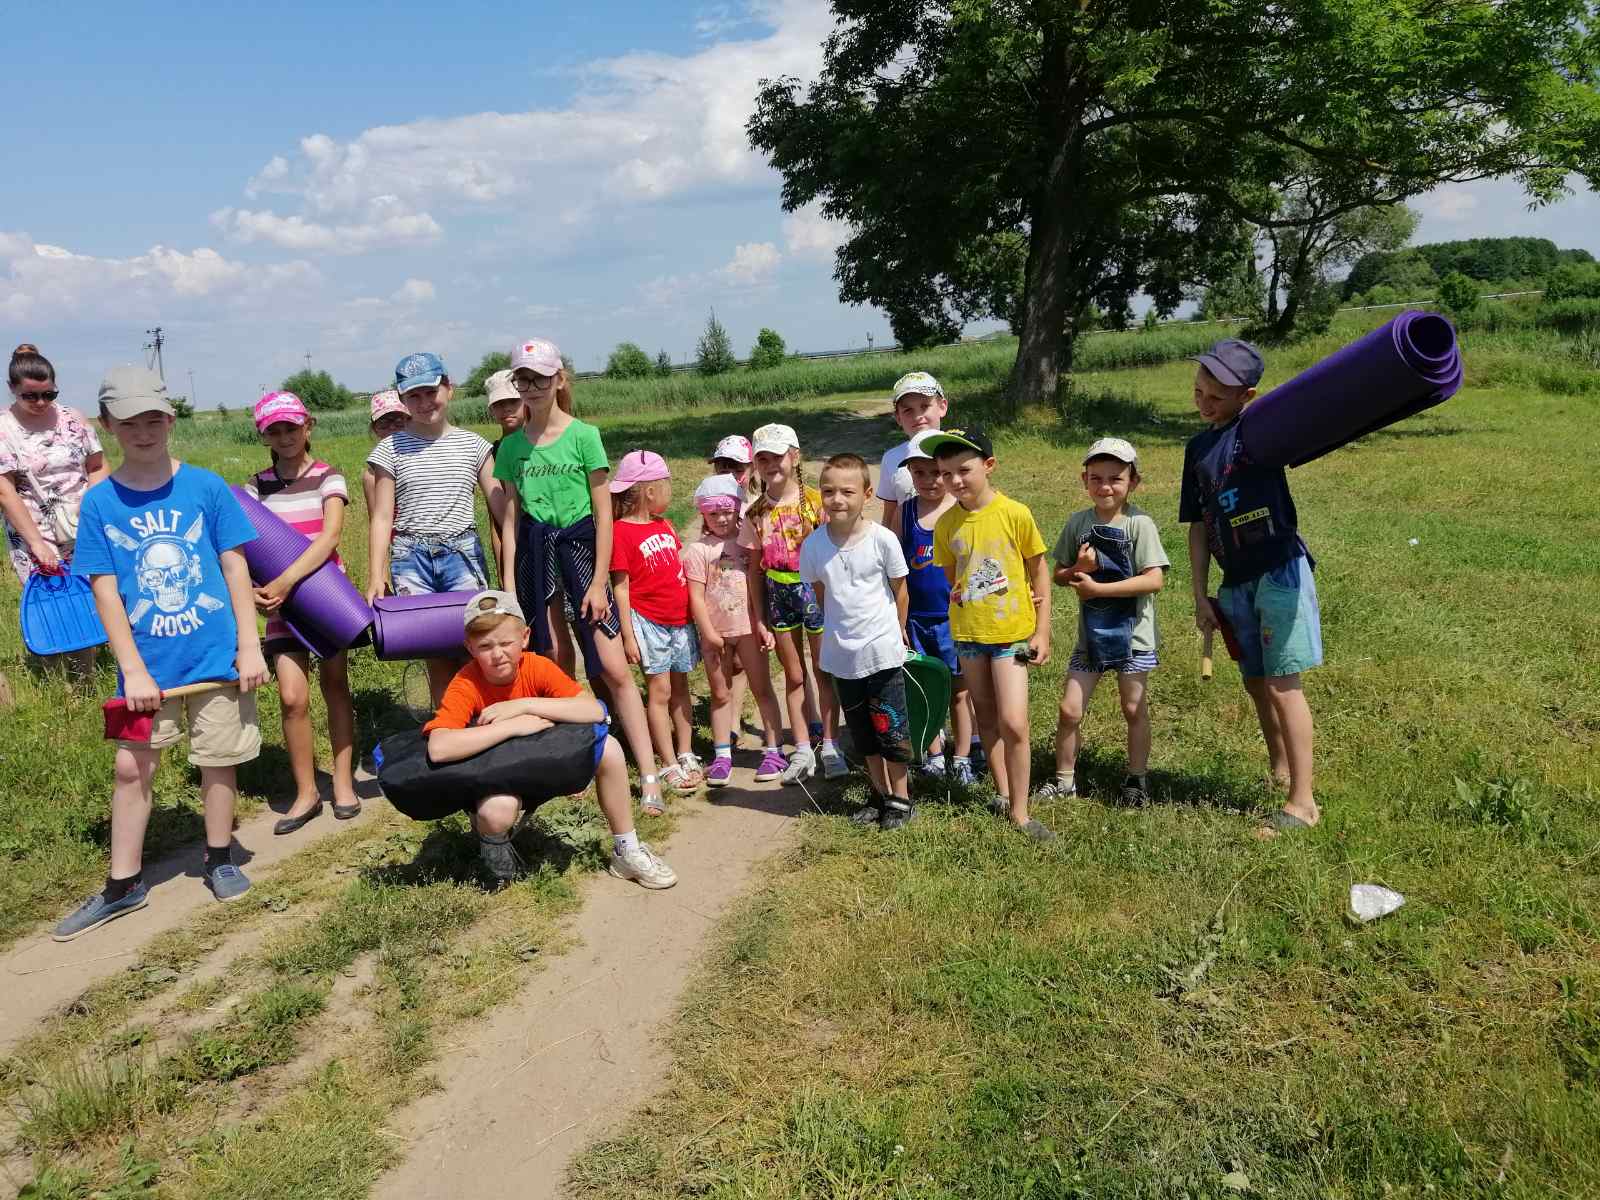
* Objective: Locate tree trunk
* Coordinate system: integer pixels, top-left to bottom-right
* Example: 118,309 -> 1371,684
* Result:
1007,28 -> 1079,417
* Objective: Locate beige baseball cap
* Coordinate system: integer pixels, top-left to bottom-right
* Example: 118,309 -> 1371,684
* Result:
463,589 -> 525,631
484,369 -> 520,405
1083,437 -> 1138,465
98,366 -> 174,419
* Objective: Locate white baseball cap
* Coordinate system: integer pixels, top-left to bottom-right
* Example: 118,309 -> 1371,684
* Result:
751,422 -> 799,456
484,369 -> 520,405
510,338 -> 562,375
893,371 -> 944,401
709,434 -> 753,464
1083,437 -> 1138,466
903,430 -> 939,461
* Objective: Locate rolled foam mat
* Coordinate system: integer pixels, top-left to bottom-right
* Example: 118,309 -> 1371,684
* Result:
230,486 -> 374,658
21,570 -> 108,655
1239,310 -> 1463,468
372,591 -> 479,661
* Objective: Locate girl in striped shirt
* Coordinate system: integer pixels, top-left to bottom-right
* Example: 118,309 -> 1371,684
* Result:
245,391 -> 361,833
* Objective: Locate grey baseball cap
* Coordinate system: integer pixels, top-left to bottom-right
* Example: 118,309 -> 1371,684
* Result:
463,589 -> 525,631
98,366 -> 174,419
1190,338 -> 1265,389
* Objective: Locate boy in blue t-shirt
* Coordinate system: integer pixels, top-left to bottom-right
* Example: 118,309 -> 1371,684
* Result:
1181,340 -> 1323,837
895,436 -> 974,783
54,367 -> 267,941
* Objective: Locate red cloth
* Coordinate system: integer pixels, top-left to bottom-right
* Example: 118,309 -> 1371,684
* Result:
609,517 -> 689,625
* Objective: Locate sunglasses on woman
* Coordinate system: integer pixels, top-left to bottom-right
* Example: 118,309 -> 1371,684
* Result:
15,389 -> 59,402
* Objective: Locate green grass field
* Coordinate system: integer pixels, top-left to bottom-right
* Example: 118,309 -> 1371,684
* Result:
3,313 -> 1598,1197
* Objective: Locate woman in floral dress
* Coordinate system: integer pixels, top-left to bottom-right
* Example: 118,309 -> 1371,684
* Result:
1,345 -> 108,672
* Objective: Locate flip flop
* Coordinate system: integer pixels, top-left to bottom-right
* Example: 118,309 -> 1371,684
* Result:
1257,809 -> 1316,838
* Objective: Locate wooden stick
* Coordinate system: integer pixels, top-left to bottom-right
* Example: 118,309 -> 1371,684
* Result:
1201,629 -> 1215,681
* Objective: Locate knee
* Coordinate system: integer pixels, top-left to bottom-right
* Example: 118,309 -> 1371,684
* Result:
278,682 -> 311,717
113,752 -> 149,789
475,794 -> 519,836
998,710 -> 1029,743
1120,697 -> 1146,725
1057,696 -> 1085,727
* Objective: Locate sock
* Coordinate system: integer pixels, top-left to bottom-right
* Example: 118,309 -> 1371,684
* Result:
970,737 -> 983,752
821,738 -> 837,755
613,829 -> 640,856
808,721 -> 824,741
203,844 -> 231,872
102,873 -> 142,903
1058,771 -> 1076,789
765,742 -> 780,753
713,743 -> 732,762
953,756 -> 971,767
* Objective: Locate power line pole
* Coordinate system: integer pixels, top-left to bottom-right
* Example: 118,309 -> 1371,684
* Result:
304,351 -> 313,371
143,327 -> 166,381
188,369 -> 197,407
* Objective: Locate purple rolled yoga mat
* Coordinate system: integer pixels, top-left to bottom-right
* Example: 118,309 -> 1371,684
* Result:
372,591 -> 478,661
230,486 -> 374,658
1239,310 -> 1463,468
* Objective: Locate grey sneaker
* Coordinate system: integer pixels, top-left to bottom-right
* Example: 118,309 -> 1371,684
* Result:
1033,777 -> 1077,800
819,745 -> 849,780
780,746 -> 816,784
919,755 -> 947,778
609,843 -> 677,889
849,796 -> 882,825
477,835 -> 525,888
1018,819 -> 1057,842
205,863 -> 252,902
879,800 -> 916,831
949,758 -> 975,786
1119,775 -> 1151,808
52,884 -> 149,942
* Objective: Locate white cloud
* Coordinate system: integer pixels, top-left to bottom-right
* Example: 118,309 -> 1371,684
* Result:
392,278 -> 436,304
210,199 -> 442,254
219,0 -> 834,253
0,231 -> 316,322
719,241 -> 782,284
1415,187 -> 1480,223
782,202 -> 849,262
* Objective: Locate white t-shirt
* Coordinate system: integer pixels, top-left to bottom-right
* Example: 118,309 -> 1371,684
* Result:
876,440 -> 914,505
798,521 -> 908,679
367,426 -> 491,538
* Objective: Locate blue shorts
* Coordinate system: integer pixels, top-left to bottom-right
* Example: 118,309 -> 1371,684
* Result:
629,611 -> 700,676
765,576 -> 823,635
392,531 -> 489,597
954,639 -> 1030,660
907,613 -> 959,675
1218,555 -> 1323,679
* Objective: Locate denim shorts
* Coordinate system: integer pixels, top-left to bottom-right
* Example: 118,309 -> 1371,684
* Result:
954,639 -> 1031,660
765,575 -> 823,634
907,613 -> 960,675
1218,555 -> 1323,679
392,531 -> 489,596
629,611 -> 700,675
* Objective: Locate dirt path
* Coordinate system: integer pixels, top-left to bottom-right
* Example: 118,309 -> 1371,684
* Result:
375,771 -> 806,1200
0,773 -> 380,1054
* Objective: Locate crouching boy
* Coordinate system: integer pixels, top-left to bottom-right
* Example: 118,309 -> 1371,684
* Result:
423,590 -> 677,888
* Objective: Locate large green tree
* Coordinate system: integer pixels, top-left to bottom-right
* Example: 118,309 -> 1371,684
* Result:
605,342 -> 655,379
461,351 -> 511,398
279,368 -> 354,411
750,0 -> 1600,413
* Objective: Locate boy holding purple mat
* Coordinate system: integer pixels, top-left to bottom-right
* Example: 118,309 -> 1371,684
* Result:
1182,339 -> 1323,837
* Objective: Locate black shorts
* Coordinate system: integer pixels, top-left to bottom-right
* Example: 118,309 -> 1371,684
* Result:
835,666 -> 912,764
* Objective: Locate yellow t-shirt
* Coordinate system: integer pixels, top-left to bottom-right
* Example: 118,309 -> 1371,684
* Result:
932,492 -> 1047,644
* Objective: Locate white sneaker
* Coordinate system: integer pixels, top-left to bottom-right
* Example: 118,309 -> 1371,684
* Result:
609,843 -> 677,889
819,745 -> 848,780
780,746 -> 816,784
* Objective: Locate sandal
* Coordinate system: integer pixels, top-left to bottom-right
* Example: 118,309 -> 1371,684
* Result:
676,752 -> 705,789
1255,809 -> 1316,839
639,774 -> 666,817
661,763 -> 702,794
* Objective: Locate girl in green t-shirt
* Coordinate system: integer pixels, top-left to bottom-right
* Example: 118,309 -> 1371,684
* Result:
494,338 -> 663,814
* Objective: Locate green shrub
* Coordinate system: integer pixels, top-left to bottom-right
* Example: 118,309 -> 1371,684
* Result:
1536,297 -> 1600,337
605,343 -> 655,379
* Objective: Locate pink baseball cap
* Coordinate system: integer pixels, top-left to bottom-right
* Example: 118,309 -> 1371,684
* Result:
708,434 -> 753,465
255,391 -> 309,431
608,449 -> 670,493
511,338 -> 562,375
369,389 -> 406,423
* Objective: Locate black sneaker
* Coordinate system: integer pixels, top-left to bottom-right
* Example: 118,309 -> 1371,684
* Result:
478,833 -> 525,887
849,793 -> 883,825
879,800 -> 916,831
1119,775 -> 1151,808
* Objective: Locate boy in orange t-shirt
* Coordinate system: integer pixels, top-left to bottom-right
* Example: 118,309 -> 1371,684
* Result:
423,590 -> 677,889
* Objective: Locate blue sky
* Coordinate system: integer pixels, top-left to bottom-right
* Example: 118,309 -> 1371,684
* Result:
4,0 -> 1595,412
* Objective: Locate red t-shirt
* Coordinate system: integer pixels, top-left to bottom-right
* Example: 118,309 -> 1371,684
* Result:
422,652 -> 582,733
609,517 -> 690,626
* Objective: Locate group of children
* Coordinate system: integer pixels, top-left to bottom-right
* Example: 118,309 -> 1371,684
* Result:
49,332 -> 1323,941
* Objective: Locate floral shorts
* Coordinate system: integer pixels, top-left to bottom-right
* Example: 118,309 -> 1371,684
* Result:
764,575 -> 823,635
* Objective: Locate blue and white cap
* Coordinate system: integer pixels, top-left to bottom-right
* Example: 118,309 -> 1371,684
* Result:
394,351 -> 447,394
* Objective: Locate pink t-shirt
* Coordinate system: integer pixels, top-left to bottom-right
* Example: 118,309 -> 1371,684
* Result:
244,461 -> 349,648
682,532 -> 752,638
0,404 -> 102,581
